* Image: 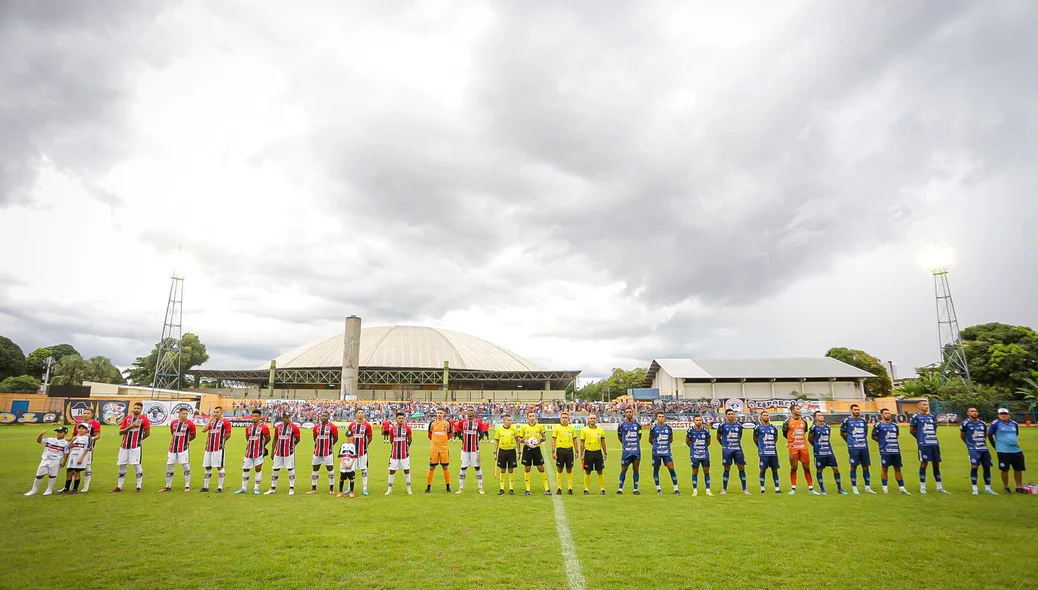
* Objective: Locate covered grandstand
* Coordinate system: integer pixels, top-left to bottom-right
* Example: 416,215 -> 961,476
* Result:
190,322 -> 580,402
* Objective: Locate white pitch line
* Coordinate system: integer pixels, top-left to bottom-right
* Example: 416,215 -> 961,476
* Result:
551,494 -> 587,590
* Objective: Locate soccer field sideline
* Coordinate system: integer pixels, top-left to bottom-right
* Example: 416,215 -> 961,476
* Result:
2,426 -> 1037,589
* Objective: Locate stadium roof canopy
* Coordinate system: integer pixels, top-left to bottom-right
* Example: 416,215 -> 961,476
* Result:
644,357 -> 875,387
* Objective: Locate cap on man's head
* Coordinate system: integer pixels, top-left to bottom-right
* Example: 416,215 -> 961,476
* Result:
55,426 -> 68,433
76,423 -> 88,430
282,413 -> 291,419
998,408 -> 1010,414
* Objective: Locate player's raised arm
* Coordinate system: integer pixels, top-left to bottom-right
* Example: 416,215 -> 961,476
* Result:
36,430 -> 45,444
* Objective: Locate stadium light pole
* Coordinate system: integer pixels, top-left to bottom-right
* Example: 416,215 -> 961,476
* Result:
919,243 -> 971,386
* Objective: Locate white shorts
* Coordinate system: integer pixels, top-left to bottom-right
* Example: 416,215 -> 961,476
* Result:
37,460 -> 61,477
272,455 -> 295,470
355,454 -> 368,471
388,457 -> 411,471
461,451 -> 481,469
166,451 -> 190,465
242,456 -> 264,470
312,454 -> 334,467
68,452 -> 89,470
117,447 -> 142,466
203,450 -> 226,468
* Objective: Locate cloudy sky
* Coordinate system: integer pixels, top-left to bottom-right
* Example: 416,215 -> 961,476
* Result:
1,1 -> 1035,380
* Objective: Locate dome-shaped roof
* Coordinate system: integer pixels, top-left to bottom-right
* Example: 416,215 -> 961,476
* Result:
267,325 -> 540,372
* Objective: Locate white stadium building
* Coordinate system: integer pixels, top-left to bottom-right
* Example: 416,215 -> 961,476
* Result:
644,357 -> 873,400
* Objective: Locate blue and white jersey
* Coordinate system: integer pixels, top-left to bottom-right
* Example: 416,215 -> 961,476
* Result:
909,412 -> 939,446
755,424 -> 778,457
686,427 -> 710,460
959,419 -> 989,452
648,424 -> 673,457
841,417 -> 869,450
717,422 -> 743,452
873,422 -> 900,454
987,420 -> 1021,454
809,423 -> 834,457
618,421 -> 641,453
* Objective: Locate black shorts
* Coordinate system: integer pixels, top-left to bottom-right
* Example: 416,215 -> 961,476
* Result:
997,452 -> 1026,472
555,448 -> 574,470
497,449 -> 517,469
67,467 -> 85,473
583,450 -> 604,473
521,446 -> 545,467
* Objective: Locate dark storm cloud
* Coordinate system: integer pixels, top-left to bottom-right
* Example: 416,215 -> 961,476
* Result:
0,2 -> 171,206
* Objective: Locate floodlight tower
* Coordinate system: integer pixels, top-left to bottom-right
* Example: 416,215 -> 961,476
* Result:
920,244 -> 971,385
152,263 -> 185,399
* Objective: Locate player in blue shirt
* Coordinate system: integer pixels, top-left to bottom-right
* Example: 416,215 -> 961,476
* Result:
988,408 -> 1026,494
685,415 -> 712,497
616,407 -> 642,495
840,404 -> 875,494
959,407 -> 996,495
909,400 -> 949,494
753,412 -> 782,494
716,409 -> 749,495
871,408 -> 909,494
648,412 -> 680,495
808,412 -> 846,495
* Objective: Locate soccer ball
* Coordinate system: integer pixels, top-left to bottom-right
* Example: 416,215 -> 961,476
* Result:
525,436 -> 541,448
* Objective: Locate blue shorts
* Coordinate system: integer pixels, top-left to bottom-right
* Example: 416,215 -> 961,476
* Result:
620,452 -> 641,467
968,449 -> 993,468
690,457 -> 710,469
815,455 -> 838,469
759,455 -> 780,470
652,454 -> 673,468
848,448 -> 871,468
880,453 -> 903,468
918,445 -> 942,463
722,450 -> 746,466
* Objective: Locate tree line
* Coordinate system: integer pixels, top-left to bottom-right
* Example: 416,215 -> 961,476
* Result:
0,333 -> 210,393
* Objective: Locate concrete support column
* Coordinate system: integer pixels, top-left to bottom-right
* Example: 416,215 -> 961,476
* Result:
443,361 -> 451,401
770,379 -> 775,398
710,379 -> 716,399
799,378 -> 806,395
267,360 -> 276,398
340,315 -> 362,401
740,379 -> 746,399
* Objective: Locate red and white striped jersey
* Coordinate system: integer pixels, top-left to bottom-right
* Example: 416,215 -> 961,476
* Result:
205,418 -> 233,452
390,424 -> 412,460
274,423 -> 300,457
41,437 -> 69,461
120,414 -> 151,449
349,421 -> 373,456
312,422 -> 338,457
245,423 -> 269,459
168,419 -> 196,453
69,435 -> 90,456
79,419 -> 101,449
460,419 -> 483,453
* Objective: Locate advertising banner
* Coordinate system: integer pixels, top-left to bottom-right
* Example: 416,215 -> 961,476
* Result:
64,399 -> 199,426
140,401 -> 198,426
0,410 -> 62,424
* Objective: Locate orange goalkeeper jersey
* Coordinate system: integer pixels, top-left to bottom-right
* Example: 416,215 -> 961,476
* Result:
428,420 -> 451,453
783,417 -> 809,450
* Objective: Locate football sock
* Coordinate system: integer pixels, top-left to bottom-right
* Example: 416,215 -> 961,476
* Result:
118,466 -> 127,489
759,471 -> 766,488
166,464 -> 176,488
933,465 -> 942,485
287,469 -> 295,490
791,471 -> 798,486
427,469 -> 435,486
83,469 -> 91,490
348,475 -> 355,493
738,470 -> 746,491
722,471 -> 730,490
804,471 -> 813,487
205,469 -> 213,489
919,467 -> 927,484
597,473 -> 605,490
476,468 -> 483,489
362,470 -> 368,491
970,467 -> 978,486
339,475 -> 346,493
183,465 -> 191,488
692,473 -> 698,489
46,477 -> 56,492
653,466 -> 661,487
312,471 -> 320,489
500,474 -> 506,491
271,470 -> 280,490
31,476 -> 41,493
850,470 -> 857,488
72,478 -> 80,491
881,477 -> 888,487
387,474 -> 395,489
618,471 -> 626,490
772,471 -> 780,488
444,469 -> 451,486
704,474 -> 711,488
669,468 -> 678,487
524,472 -> 531,492
405,473 -> 412,489
64,478 -> 72,491
632,471 -> 640,490
459,468 -> 467,489
567,471 -> 573,490
584,473 -> 591,491
816,471 -> 826,493
253,472 -> 261,490
328,469 -> 334,490
863,470 -> 871,487
896,478 -> 905,488
982,465 -> 991,486
134,465 -> 143,489
834,472 -> 842,491
539,471 -> 549,490
242,472 -> 249,490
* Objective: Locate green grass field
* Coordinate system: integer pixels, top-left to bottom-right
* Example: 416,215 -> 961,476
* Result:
1,424 -> 1036,590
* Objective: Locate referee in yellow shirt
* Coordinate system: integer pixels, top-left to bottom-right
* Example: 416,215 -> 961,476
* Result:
494,415 -> 520,495
579,414 -> 608,495
552,412 -> 577,495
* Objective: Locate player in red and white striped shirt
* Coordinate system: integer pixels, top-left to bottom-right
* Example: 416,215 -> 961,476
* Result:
266,414 -> 301,495
201,406 -> 233,492
76,408 -> 102,492
235,410 -> 270,495
349,410 -> 374,495
385,412 -> 413,495
160,408 -> 197,492
308,411 -> 339,495
113,402 -> 151,493
456,407 -> 485,494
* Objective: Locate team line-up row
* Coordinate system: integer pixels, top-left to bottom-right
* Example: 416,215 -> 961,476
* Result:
24,400 -> 1029,498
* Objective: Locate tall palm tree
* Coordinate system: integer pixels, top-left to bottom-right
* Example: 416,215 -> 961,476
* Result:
50,354 -> 90,386
87,355 -> 124,384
